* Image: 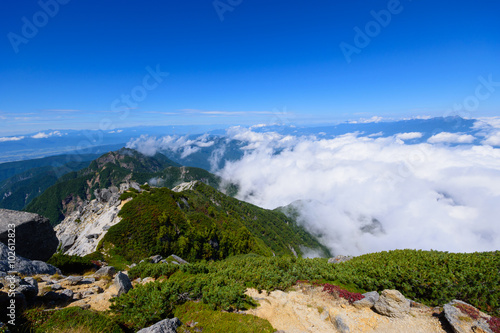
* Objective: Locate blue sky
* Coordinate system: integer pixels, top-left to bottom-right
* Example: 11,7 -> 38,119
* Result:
1,0 -> 499,135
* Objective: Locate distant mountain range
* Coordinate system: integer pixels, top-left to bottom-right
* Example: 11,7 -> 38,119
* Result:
0,116 -> 488,164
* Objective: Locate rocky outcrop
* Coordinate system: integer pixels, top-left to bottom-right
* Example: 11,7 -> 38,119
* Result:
137,318 -> 182,333
0,209 -> 58,261
54,183 -> 139,256
373,289 -> 410,318
0,242 -> 60,276
328,255 -> 354,264
172,180 -> 199,192
444,300 -> 494,333
245,285 -> 449,333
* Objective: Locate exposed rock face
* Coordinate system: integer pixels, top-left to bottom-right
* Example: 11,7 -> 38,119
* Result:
137,318 -> 182,333
0,209 -> 58,261
172,180 -> 199,192
0,242 -> 60,276
443,300 -> 494,333
373,289 -> 410,318
328,255 -> 354,264
54,183 -> 138,256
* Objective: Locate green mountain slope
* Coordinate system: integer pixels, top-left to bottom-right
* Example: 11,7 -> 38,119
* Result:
24,149 -> 222,225
0,160 -> 93,211
100,181 -> 330,264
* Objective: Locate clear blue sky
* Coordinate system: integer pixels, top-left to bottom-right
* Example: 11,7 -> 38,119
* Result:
1,0 -> 499,135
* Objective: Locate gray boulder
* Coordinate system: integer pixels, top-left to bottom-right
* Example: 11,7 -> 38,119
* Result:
373,290 -> 410,318
60,234 -> 76,252
59,289 -> 74,300
0,243 -> 60,276
170,255 -> 188,265
16,277 -> 38,299
113,271 -> 132,296
353,291 -> 379,309
0,209 -> 58,261
94,266 -> 116,278
443,300 -> 493,333
137,318 -> 182,333
149,255 -> 163,264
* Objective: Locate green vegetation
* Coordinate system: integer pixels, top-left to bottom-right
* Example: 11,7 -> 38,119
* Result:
174,301 -> 275,333
110,250 -> 499,331
100,182 -> 329,264
22,307 -> 123,333
0,160 -> 95,211
0,153 -> 100,183
47,253 -> 97,275
24,148 -> 224,225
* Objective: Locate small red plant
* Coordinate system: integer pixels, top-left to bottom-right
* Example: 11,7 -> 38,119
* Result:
322,283 -> 365,304
296,280 -> 365,304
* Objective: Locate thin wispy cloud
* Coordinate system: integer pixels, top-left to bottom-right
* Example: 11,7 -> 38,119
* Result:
180,109 -> 284,116
144,111 -> 180,115
42,109 -> 82,112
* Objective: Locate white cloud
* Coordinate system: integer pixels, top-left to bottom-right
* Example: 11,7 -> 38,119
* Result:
349,116 -> 383,124
31,131 -> 64,139
126,133 -> 216,159
218,128 -> 500,255
396,132 -> 423,140
427,132 -> 475,144
482,131 -> 500,146
0,136 -> 25,142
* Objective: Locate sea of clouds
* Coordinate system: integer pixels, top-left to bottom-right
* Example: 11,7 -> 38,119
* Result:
128,118 -> 500,256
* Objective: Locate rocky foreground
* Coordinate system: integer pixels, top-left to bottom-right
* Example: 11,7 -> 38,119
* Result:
1,254 -> 498,333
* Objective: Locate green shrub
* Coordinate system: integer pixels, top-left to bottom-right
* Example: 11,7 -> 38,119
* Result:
118,191 -> 137,201
128,262 -> 180,280
174,301 -> 275,333
22,307 -> 123,333
47,253 -> 96,275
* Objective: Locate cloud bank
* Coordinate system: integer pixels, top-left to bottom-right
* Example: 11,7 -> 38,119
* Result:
127,133 -> 215,159
218,128 -> 500,255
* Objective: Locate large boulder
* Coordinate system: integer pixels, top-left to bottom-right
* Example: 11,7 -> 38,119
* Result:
443,300 -> 494,333
0,209 -> 58,261
0,242 -> 60,276
373,289 -> 410,318
112,271 -> 132,297
137,318 -> 182,333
